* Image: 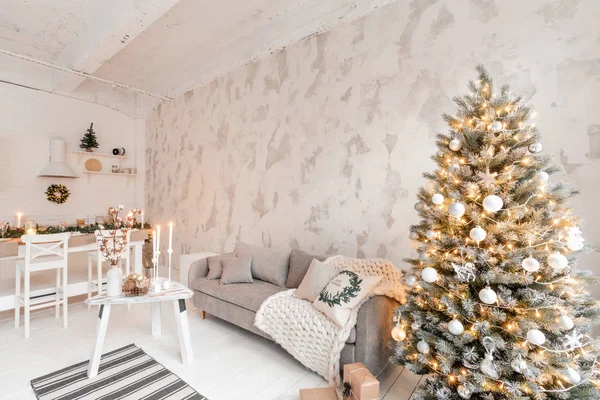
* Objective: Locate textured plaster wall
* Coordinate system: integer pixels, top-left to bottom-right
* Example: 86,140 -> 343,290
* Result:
146,0 -> 600,290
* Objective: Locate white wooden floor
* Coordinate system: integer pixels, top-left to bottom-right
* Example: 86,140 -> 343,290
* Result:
0,299 -> 423,399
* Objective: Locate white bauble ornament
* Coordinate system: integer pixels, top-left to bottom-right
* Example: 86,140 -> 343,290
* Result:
405,274 -> 417,287
567,236 -> 584,251
558,315 -> 574,331
411,321 -> 420,330
537,170 -> 550,182
449,138 -> 462,151
479,285 -> 498,304
432,193 -> 444,205
448,201 -> 466,218
527,329 -> 546,346
483,195 -> 503,212
490,121 -> 503,131
409,231 -> 419,240
563,366 -> 581,385
425,229 -> 436,239
448,319 -> 464,335
448,163 -> 460,174
511,355 -> 528,373
409,240 -> 420,250
470,226 -> 487,242
528,142 -> 543,153
547,252 -> 568,270
521,257 -> 540,273
417,340 -> 430,354
414,202 -> 424,211
391,326 -> 406,341
421,267 -> 438,283
425,180 -> 436,192
457,385 -> 473,399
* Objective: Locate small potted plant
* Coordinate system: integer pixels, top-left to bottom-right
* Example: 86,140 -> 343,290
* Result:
80,122 -> 99,152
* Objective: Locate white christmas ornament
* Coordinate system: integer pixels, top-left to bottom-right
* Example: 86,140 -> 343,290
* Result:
448,163 -> 460,174
409,231 -> 419,240
547,252 -> 568,270
526,329 -> 546,346
511,354 -> 528,373
448,319 -> 464,335
521,257 -> 540,272
452,262 -> 476,282
411,321 -> 420,330
483,195 -> 503,212
432,193 -> 444,205
470,226 -> 487,242
528,142 -> 543,153
566,227 -> 584,251
558,315 -> 574,331
457,385 -> 473,399
417,340 -> 430,354
563,330 -> 583,350
405,274 -> 417,287
537,170 -> 550,182
449,138 -> 462,151
480,337 -> 500,379
425,180 -> 436,192
490,121 -> 503,131
421,267 -> 438,283
479,285 -> 498,304
563,366 -> 581,385
391,325 -> 406,341
448,201 -> 466,217
425,229 -> 436,239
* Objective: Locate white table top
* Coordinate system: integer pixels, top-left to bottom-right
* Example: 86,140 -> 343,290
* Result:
85,280 -> 193,305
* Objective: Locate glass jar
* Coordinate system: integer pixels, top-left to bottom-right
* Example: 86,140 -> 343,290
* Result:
24,221 -> 37,235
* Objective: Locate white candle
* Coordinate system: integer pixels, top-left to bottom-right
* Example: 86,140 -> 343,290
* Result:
152,230 -> 156,261
168,221 -> 173,250
157,225 -> 161,253
16,212 -> 22,228
141,210 -> 144,228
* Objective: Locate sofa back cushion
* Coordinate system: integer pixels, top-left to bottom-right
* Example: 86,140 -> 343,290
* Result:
220,256 -> 254,285
207,252 -> 237,280
234,242 -> 291,287
286,249 -> 327,288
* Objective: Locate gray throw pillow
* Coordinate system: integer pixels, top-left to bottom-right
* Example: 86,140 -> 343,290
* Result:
206,252 -> 236,280
220,256 -> 254,285
286,249 -> 327,288
295,259 -> 340,302
234,242 -> 290,287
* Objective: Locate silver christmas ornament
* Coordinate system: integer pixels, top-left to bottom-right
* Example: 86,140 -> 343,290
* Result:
480,337 -> 500,379
521,257 -> 540,272
425,229 -> 436,239
558,315 -> 574,331
409,231 -> 419,240
416,340 -> 430,354
405,274 -> 417,287
457,384 -> 473,399
526,329 -> 546,346
411,321 -> 420,330
511,354 -> 528,373
537,170 -> 550,182
448,201 -> 466,217
431,193 -> 444,205
490,121 -> 503,131
449,138 -> 462,151
482,195 -> 503,212
528,142 -> 543,153
448,319 -> 464,335
479,285 -> 498,304
448,163 -> 460,174
414,202 -> 425,211
469,226 -> 487,242
391,325 -> 406,342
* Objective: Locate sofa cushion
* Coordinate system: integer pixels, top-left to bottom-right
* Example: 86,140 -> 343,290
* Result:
234,242 -> 290,287
295,259 -> 339,302
220,256 -> 253,285
207,252 -> 236,280
191,277 -> 284,312
286,249 -> 327,288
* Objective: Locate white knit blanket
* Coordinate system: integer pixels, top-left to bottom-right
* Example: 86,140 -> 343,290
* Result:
254,255 -> 405,386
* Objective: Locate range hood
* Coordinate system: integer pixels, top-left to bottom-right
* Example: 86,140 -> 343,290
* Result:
38,139 -> 79,179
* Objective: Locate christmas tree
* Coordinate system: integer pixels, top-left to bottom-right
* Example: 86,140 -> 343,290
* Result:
391,66 -> 600,399
80,122 -> 99,151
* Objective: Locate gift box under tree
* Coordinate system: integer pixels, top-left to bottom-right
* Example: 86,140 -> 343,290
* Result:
343,362 -> 380,400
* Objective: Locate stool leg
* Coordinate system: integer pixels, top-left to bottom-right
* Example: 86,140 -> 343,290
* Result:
24,269 -> 30,338
55,268 -> 60,318
63,265 -> 68,329
125,258 -> 131,311
14,267 -> 20,328
97,256 -> 102,296
87,255 -> 92,310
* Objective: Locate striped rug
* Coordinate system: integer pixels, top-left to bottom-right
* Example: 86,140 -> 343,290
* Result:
31,344 -> 206,400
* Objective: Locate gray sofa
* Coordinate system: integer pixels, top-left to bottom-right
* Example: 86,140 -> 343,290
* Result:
179,242 -> 399,376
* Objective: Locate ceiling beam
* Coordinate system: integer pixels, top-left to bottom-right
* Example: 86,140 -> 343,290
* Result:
53,0 -> 180,93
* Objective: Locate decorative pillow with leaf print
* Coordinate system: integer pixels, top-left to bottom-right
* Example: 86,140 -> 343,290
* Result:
312,270 -> 382,326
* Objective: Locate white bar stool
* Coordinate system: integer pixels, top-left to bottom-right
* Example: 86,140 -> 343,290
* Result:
15,233 -> 70,338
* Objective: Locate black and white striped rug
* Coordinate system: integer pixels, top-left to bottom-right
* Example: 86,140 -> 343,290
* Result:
31,344 -> 206,400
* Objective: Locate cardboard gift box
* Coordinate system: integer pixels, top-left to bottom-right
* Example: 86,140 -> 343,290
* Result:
299,387 -> 339,400
343,362 -> 380,400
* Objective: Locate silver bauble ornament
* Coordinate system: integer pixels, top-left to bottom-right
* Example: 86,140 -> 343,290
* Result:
526,329 -> 546,345
479,285 -> 498,304
421,267 -> 438,283
457,384 -> 473,399
448,163 -> 460,174
490,121 -> 503,131
480,352 -> 500,379
449,138 -> 462,151
411,321 -> 420,330
424,180 -> 436,192
469,226 -> 487,242
563,366 -> 581,385
425,229 -> 436,239
448,201 -> 466,218
391,325 -> 406,341
409,231 -> 419,240
414,202 -> 425,211
521,257 -> 540,272
417,340 -> 430,354
483,195 -> 503,212
547,252 -> 568,270
537,170 -> 550,182
558,315 -> 574,331
431,193 -> 444,205
448,319 -> 464,335
528,142 -> 543,153
405,274 -> 417,287
511,355 -> 528,373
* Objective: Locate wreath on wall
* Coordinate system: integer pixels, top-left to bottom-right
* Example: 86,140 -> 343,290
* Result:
318,270 -> 363,307
45,184 -> 70,204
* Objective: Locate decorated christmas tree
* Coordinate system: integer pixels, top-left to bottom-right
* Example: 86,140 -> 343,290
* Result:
391,66 -> 600,399
80,122 -> 99,151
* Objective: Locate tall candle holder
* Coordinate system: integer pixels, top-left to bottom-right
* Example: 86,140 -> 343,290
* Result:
163,248 -> 173,289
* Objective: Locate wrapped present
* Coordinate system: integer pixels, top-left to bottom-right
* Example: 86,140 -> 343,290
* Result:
299,387 -> 339,400
343,362 -> 380,400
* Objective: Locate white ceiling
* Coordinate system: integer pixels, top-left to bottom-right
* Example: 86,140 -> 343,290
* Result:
0,0 -> 395,112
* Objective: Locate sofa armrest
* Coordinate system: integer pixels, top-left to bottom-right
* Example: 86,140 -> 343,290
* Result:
354,295 -> 399,376
179,252 -> 218,288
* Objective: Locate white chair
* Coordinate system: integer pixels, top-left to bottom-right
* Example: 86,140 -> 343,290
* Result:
87,230 -> 131,308
15,233 -> 70,338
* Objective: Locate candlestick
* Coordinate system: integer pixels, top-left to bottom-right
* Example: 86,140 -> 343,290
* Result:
141,210 -> 144,228
152,229 -> 157,268
16,212 -> 22,229
168,221 -> 173,250
156,225 -> 161,279
164,221 -> 173,289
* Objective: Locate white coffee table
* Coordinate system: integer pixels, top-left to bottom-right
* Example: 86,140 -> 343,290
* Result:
85,281 -> 194,378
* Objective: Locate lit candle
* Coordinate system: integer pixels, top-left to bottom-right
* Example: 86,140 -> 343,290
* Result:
168,221 -> 173,251
16,212 -> 22,228
152,230 -> 156,262
157,225 -> 161,254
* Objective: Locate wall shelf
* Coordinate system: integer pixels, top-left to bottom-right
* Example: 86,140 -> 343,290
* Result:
81,170 -> 137,183
73,151 -> 128,159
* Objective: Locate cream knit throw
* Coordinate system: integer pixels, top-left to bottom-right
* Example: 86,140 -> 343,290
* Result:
254,255 -> 405,386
